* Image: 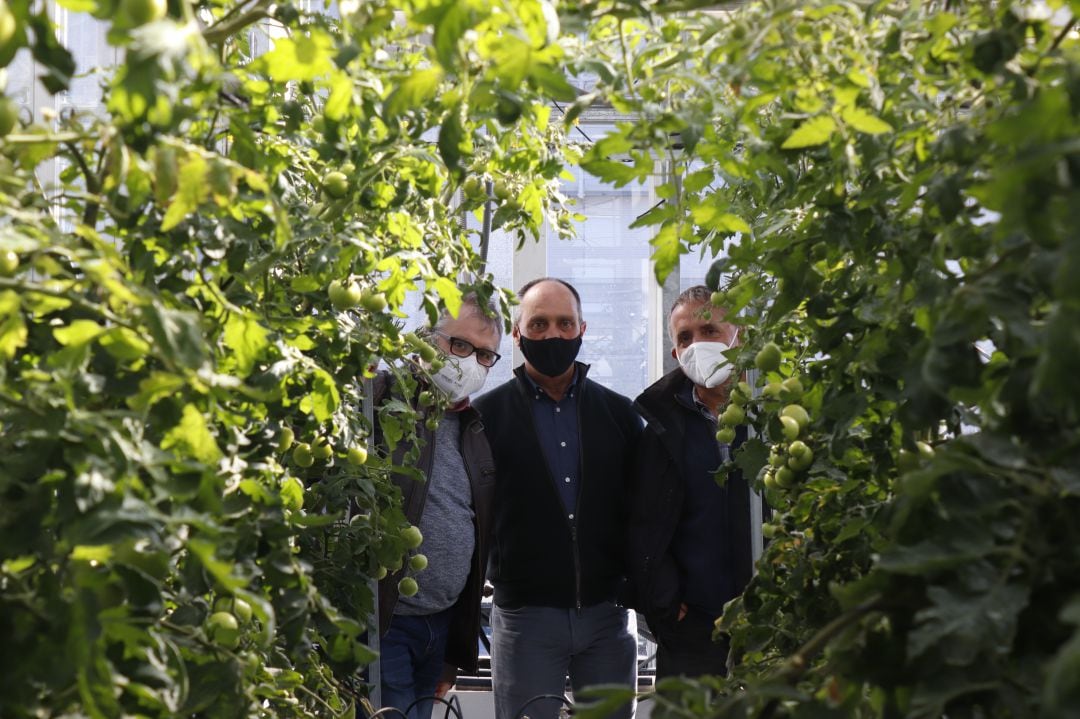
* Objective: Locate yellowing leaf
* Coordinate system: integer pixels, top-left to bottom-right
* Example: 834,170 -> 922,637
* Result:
691,202 -> 752,234
224,312 -> 270,376
161,403 -> 223,464
128,372 -> 186,411
71,545 -> 114,563
384,68 -> 445,120
324,70 -> 352,121
161,155 -> 209,232
0,290 -> 27,360
842,107 -> 893,135
650,223 -> 681,285
53,319 -> 104,347
260,32 -> 335,82
430,278 -> 463,318
303,368 -> 340,423
781,115 -> 837,149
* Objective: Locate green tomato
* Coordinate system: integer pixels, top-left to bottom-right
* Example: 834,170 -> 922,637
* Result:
774,466 -> 797,488
409,553 -> 428,571
0,249 -> 19,277
292,443 -> 314,468
492,178 -> 512,201
214,597 -> 253,624
0,97 -> 18,138
754,342 -> 782,372
322,171 -> 349,198
916,441 -> 935,459
122,0 -> 166,25
206,611 -> 241,649
418,344 -> 437,363
781,404 -> 811,429
418,390 -> 435,407
400,526 -> 424,549
897,449 -> 919,472
715,426 -> 736,444
360,291 -> 388,313
462,175 -> 485,200
710,290 -> 726,307
329,280 -> 362,310
347,445 -> 368,466
397,577 -> 419,597
781,377 -> 804,400
720,404 -> 746,427
762,381 -> 784,399
311,436 -> 333,460
787,440 -> 814,471
712,425 -> 738,442
373,566 -> 388,580
277,427 -> 295,453
779,415 -> 801,441
0,2 -> 16,49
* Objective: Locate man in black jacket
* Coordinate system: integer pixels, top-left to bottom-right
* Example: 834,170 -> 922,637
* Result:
474,278 -> 642,719
629,285 -> 755,679
374,295 -> 501,719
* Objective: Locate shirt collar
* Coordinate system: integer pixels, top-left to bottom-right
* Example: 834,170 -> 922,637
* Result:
523,365 -> 580,400
676,378 -> 715,420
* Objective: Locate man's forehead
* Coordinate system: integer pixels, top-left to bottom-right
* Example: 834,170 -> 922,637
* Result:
671,300 -> 725,327
520,284 -> 577,315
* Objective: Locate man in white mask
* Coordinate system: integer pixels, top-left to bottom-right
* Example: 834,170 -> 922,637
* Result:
373,293 -> 502,719
628,285 -> 757,679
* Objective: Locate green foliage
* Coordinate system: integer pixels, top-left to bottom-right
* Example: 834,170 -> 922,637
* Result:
581,0 -> 1080,716
0,0 -> 577,714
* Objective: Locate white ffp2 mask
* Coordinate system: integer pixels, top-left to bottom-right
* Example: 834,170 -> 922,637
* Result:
677,336 -> 738,388
430,354 -> 489,402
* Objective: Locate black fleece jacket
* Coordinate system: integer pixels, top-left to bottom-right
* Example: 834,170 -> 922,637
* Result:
474,363 -> 642,610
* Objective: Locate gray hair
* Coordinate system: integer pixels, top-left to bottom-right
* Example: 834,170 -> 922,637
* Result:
669,285 -> 715,318
433,292 -> 503,340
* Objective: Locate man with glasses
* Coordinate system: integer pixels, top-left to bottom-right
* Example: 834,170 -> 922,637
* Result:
374,293 -> 502,719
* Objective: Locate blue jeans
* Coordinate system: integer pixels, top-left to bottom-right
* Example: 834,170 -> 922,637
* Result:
380,609 -> 453,719
490,602 -> 637,719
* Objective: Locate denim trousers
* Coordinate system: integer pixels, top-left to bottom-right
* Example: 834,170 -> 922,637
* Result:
379,608 -> 454,719
490,602 -> 637,719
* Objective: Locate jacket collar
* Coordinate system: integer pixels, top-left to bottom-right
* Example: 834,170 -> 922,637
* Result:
513,361 -> 590,395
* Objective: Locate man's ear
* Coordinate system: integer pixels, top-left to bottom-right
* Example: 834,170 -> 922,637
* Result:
670,347 -> 678,360
511,324 -> 520,344
579,321 -> 587,337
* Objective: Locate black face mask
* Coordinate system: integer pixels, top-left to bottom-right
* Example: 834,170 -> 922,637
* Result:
518,335 -> 582,377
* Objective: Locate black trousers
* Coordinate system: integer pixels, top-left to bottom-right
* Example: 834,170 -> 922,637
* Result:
652,608 -> 730,680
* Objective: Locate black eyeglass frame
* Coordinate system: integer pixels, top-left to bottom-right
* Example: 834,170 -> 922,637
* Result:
431,330 -> 502,368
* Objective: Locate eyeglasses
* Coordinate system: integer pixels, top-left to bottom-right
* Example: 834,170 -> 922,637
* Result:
432,330 -> 502,368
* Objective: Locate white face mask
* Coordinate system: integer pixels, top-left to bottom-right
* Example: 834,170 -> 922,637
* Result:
430,354 -> 489,402
677,334 -> 738,389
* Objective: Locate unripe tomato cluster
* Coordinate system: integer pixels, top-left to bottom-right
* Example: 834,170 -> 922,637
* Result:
327,277 -> 387,313
204,596 -> 255,650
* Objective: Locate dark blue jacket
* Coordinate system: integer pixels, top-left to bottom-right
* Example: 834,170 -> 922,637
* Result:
629,368 -> 756,626
474,363 -> 642,610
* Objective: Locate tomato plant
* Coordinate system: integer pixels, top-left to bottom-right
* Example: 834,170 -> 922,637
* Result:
577,1 -> 1080,717
0,0 -> 578,714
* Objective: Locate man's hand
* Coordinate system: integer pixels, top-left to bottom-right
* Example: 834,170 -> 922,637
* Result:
677,603 -> 688,621
434,681 -> 453,699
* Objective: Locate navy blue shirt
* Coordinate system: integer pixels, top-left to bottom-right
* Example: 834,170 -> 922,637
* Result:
670,382 -> 736,616
524,369 -> 581,517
